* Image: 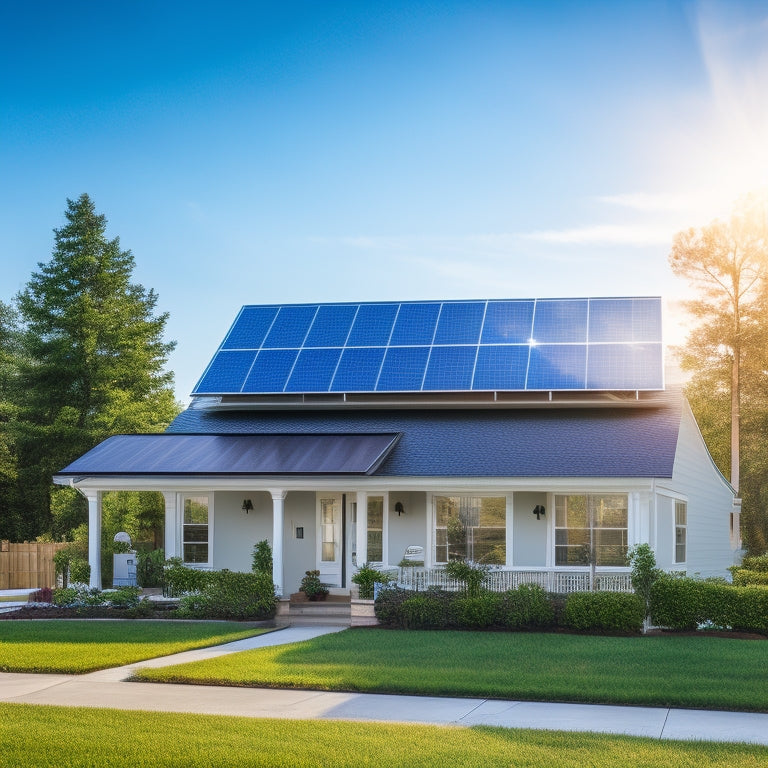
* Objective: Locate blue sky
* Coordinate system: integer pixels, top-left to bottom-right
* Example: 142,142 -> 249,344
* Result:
2,1 -> 768,403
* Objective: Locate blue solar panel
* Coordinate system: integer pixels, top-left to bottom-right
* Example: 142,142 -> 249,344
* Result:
243,349 -> 298,392
423,345 -> 476,390
285,348 -> 342,392
263,305 -> 318,348
481,301 -> 534,344
192,297 -> 664,395
331,347 -> 386,391
222,306 -> 278,349
376,346 -> 430,391
433,302 -> 485,345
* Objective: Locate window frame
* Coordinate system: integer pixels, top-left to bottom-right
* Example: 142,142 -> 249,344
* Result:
432,495 -> 506,565
674,500 -> 687,564
182,494 -> 212,567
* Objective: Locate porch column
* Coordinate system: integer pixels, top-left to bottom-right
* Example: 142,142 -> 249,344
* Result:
162,492 -> 178,559
355,491 -> 368,568
270,490 -> 287,597
85,490 -> 102,589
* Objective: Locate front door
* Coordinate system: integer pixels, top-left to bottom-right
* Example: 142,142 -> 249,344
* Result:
317,493 -> 342,587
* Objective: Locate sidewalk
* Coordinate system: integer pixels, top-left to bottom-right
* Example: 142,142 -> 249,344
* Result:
2,624 -> 768,745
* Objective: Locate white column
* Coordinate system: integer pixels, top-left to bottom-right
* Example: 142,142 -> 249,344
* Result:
356,491 -> 367,568
85,490 -> 102,589
162,491 -> 178,559
270,490 -> 286,596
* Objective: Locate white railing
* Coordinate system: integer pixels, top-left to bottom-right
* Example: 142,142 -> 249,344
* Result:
393,566 -> 633,594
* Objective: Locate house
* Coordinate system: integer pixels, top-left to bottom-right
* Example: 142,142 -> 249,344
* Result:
54,297 -> 740,595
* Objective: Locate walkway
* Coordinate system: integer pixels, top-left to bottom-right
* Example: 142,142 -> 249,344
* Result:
2,624 -> 768,745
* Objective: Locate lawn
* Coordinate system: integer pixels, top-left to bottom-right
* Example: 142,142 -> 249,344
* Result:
0,620 -> 270,673
135,628 -> 768,712
2,703 -> 767,768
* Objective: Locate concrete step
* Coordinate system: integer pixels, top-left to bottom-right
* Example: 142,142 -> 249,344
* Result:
287,599 -> 351,627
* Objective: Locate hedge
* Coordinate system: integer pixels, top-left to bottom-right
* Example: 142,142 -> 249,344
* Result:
564,591 -> 644,634
732,569 -> 768,587
177,570 -> 277,621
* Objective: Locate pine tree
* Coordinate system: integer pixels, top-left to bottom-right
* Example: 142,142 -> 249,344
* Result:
12,194 -> 179,538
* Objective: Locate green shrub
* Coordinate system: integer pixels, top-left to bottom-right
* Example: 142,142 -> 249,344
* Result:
731,586 -> 768,634
649,574 -> 704,630
53,545 -> 90,587
398,595 -> 447,629
626,543 -> 660,617
373,585 -> 411,625
351,564 -> 393,599
732,569 -> 768,586
444,560 -> 488,597
162,557 -> 215,597
252,540 -> 273,576
178,571 -> 277,620
564,591 -> 644,634
498,584 -> 555,629
136,548 -> 165,588
107,586 -> 143,609
740,554 -> 768,572
450,593 -> 500,629
300,570 -> 329,600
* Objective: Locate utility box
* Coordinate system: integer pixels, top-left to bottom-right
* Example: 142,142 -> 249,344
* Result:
113,552 -> 137,587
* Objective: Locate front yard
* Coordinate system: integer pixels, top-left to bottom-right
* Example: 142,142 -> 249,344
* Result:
135,628 -> 768,712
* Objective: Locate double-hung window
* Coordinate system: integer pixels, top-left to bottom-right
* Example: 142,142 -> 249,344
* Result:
183,495 -> 210,565
674,501 -> 687,564
555,494 -> 628,566
434,496 -> 505,564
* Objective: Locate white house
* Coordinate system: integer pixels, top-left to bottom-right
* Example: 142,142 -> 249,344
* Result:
55,297 -> 739,595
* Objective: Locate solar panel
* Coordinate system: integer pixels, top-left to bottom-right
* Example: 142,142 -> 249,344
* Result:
192,297 -> 664,394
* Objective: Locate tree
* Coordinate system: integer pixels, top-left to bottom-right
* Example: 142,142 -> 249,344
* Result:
11,194 -> 180,539
669,191 -> 768,551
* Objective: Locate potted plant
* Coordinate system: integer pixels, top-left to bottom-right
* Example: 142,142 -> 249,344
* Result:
300,570 -> 329,601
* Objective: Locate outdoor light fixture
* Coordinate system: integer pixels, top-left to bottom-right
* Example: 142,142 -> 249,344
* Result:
395,501 -> 405,516
242,499 -> 254,514
532,505 -> 545,520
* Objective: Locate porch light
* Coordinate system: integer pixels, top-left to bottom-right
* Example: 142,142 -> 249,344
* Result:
395,501 -> 405,516
242,499 -> 254,514
533,505 -> 545,520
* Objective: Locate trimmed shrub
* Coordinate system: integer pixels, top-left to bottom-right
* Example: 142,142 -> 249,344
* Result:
373,585 -> 411,625
178,570 -> 277,620
398,595 -> 448,629
741,554 -> 768,572
498,584 -> 555,630
649,574 -> 704,630
107,586 -> 143,609
300,570 -> 329,601
731,586 -> 768,634
732,569 -> 768,587
251,540 -> 272,576
162,558 -> 215,597
564,591 -> 644,634
450,593 -> 500,629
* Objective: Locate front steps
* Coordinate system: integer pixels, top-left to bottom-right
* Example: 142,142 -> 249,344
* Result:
282,593 -> 352,627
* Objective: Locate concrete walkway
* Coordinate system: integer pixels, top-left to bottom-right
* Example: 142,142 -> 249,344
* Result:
1,625 -> 768,745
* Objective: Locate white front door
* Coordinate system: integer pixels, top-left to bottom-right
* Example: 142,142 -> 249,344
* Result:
317,493 -> 342,587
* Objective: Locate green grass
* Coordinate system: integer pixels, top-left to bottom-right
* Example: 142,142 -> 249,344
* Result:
0,620 -> 270,673
136,628 -> 768,711
2,704 -> 767,767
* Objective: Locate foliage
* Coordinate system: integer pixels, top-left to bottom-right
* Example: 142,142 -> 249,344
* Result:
563,591 -> 645,634
300,569 -> 329,600
0,621 -> 265,674
177,570 -> 277,621
731,569 -> 768,586
136,548 -> 165,588
650,574 -> 706,630
669,191 -> 768,552
741,553 -> 768,572
497,584 -> 555,629
4,194 -> 179,541
53,541 -> 90,586
162,557 -> 215,597
28,587 -> 53,603
450,594 -> 500,629
251,539 -> 273,576
50,585 -> 143,610
138,627 -> 768,713
627,543 -> 661,617
444,559 -> 489,597
351,563 -> 393,599
7,705 -> 768,768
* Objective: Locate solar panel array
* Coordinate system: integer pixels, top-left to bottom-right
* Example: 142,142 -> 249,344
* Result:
192,298 -> 664,395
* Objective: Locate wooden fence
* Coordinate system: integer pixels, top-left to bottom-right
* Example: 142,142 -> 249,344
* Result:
0,541 -> 67,590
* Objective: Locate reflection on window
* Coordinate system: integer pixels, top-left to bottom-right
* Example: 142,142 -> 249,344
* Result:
320,497 -> 336,562
183,496 -> 209,564
434,496 -> 505,564
367,496 -> 383,563
555,494 -> 628,566
675,501 -> 687,563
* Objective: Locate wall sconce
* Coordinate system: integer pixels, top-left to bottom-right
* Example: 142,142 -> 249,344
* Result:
242,499 -> 254,514
395,501 -> 405,516
533,505 -> 545,520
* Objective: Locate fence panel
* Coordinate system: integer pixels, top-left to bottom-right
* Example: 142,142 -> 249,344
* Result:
0,541 -> 66,590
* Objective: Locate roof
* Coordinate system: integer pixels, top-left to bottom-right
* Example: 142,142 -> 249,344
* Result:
57,433 -> 401,477
160,393 -> 683,478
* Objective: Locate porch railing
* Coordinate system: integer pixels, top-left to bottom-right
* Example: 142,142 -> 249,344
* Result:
392,566 -> 633,594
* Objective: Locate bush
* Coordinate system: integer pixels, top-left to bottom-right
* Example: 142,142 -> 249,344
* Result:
732,569 -> 768,586
498,584 -> 555,630
373,585 -> 411,625
162,557 -> 215,597
444,560 -> 488,597
564,591 -> 644,634
29,587 -> 53,603
450,593 -> 500,629
398,595 -> 448,629
300,570 -> 329,601
627,543 -> 660,618
107,586 -> 143,609
252,540 -> 273,576
177,571 -> 277,620
53,545 -> 90,587
352,564 -> 393,599
649,574 -> 703,630
741,554 -> 768,572
136,549 -> 165,588
730,586 -> 768,634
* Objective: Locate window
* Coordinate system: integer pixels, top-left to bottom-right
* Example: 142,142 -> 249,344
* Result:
675,501 -> 687,563
367,496 -> 384,563
320,497 -> 336,561
434,496 -> 505,564
183,495 -> 209,564
555,494 -> 628,566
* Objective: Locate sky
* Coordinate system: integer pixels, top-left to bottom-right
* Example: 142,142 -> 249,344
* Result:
2,0 -> 768,404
